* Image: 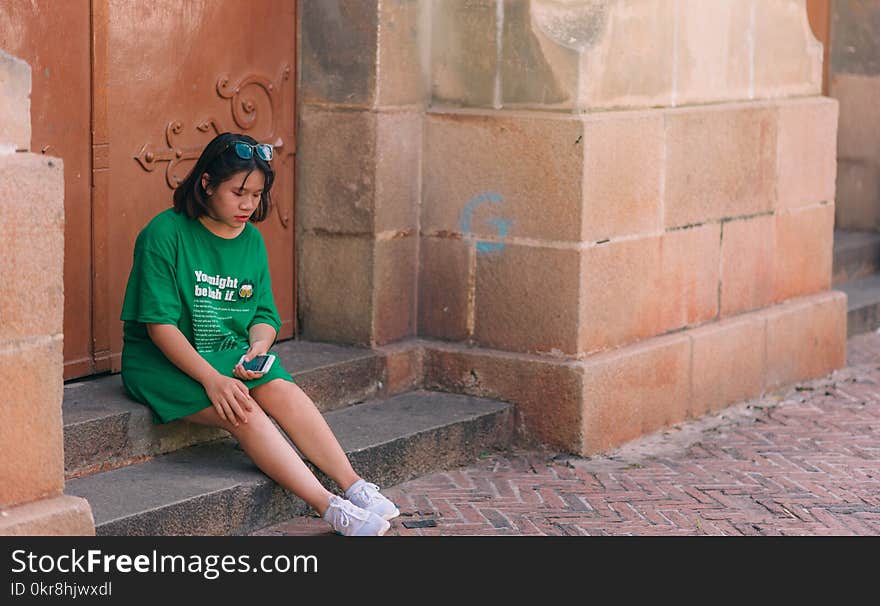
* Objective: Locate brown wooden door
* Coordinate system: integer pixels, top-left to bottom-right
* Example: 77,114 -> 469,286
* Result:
1,0 -> 298,379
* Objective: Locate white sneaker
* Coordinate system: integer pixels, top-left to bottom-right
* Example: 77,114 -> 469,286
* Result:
345,479 -> 401,521
323,495 -> 390,537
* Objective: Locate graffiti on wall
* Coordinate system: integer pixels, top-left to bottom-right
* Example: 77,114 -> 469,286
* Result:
459,192 -> 511,253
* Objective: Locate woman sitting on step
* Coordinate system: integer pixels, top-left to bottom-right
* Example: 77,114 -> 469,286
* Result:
119,132 -> 398,536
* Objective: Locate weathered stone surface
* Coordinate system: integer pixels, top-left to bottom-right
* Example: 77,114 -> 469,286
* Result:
832,73 -> 880,161
374,234 -> 418,344
773,203 -> 834,303
422,342 -> 583,452
431,0 -> 498,107
300,0 -> 379,106
673,0 -> 751,105
500,0 -> 573,109
0,153 -> 64,342
764,291 -> 847,390
581,110 -> 663,241
720,214 -> 775,318
690,314 -> 766,417
298,233 -> 373,344
829,0 -> 880,77
580,224 -> 720,354
298,107 -> 376,234
418,235 -> 470,341
474,242 -> 580,356
375,110 -> 421,232
776,97 -> 838,210
580,332 -> 690,455
422,110 -> 583,242
581,0 -> 676,109
0,495 -> 94,536
376,0 -> 427,106
0,49 -> 30,150
753,0 -> 823,96
0,337 -> 64,508
835,159 -> 880,231
664,102 -> 777,229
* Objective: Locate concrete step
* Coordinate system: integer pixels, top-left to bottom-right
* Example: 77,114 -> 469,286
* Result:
833,229 -> 880,286
62,338 -> 409,478
837,275 -> 880,337
64,390 -> 514,536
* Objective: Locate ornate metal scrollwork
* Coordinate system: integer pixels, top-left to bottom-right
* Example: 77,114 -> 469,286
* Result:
134,63 -> 293,227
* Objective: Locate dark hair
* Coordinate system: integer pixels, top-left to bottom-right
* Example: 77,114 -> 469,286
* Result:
173,132 -> 274,222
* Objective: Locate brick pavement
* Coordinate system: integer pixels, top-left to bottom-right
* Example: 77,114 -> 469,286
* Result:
253,332 -> 880,536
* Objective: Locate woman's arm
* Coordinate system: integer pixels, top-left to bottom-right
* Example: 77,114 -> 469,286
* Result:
146,323 -> 254,426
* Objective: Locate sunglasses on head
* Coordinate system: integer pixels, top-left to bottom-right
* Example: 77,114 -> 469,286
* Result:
228,141 -> 273,162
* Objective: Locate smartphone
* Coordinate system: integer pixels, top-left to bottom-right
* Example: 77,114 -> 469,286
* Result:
238,353 -> 275,373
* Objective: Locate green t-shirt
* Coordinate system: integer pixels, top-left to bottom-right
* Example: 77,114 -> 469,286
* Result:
119,207 -> 293,423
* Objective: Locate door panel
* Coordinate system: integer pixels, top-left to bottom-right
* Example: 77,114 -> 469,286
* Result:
100,0 -> 297,371
1,1 -> 296,378
0,1 -> 94,379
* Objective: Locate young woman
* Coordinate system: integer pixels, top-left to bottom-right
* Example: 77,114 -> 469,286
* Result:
120,132 -> 398,536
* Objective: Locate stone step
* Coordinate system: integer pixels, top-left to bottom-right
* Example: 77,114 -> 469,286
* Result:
832,229 -> 880,286
62,338 -> 410,478
64,390 -> 514,536
836,275 -> 880,337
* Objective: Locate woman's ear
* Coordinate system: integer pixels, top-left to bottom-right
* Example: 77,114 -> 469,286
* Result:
201,172 -> 212,195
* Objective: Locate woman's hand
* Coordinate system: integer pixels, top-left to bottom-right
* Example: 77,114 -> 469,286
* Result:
202,372 -> 255,427
232,339 -> 272,381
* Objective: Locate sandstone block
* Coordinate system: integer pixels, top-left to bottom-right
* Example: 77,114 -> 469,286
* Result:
773,203 -> 834,303
664,102 -> 777,228
431,0 -> 497,107
422,110 -> 583,242
422,342 -> 584,452
720,214 -> 775,317
375,110 -> 421,232
673,0 -> 751,105
764,291 -> 847,390
580,333 -> 691,455
777,97 -> 838,210
418,236 -> 470,341
0,50 -> 30,150
374,234 -> 418,344
752,0 -> 823,97
298,107 -> 376,234
581,110 -> 664,241
0,337 -> 64,508
0,495 -> 94,536
300,0 -> 378,106
298,233 -> 373,344
474,242 -> 580,356
0,153 -> 64,342
690,314 -> 766,417
580,224 -> 719,353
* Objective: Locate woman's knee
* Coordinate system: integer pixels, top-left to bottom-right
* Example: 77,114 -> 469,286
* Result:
184,400 -> 270,433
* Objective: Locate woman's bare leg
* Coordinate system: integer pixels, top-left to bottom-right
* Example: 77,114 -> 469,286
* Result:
183,405 -> 335,516
250,379 -> 360,492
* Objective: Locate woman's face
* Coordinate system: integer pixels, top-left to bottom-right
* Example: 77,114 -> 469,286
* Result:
200,170 -> 266,234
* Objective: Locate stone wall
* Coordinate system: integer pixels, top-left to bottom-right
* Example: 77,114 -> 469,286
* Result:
829,0 -> 880,230
418,0 -> 844,454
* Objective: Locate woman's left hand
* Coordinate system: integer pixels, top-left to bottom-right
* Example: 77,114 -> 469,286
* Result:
233,340 -> 272,381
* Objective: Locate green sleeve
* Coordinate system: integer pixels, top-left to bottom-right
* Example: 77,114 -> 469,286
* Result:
120,223 -> 182,325
247,239 -> 282,334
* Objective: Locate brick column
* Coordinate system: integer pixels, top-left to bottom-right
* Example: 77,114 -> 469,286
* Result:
297,0 -> 427,346
0,50 -> 94,535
